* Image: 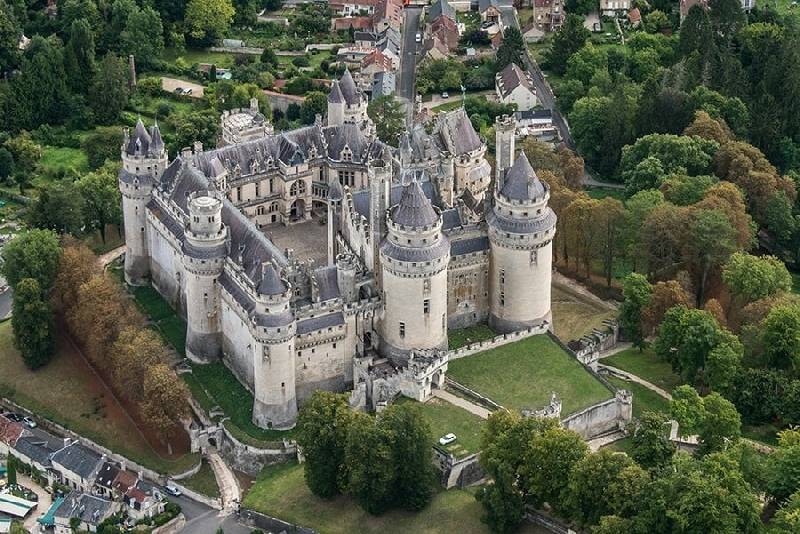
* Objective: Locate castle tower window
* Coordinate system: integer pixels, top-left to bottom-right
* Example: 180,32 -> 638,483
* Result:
500,292 -> 505,307
423,299 -> 430,314
500,269 -> 505,285
399,322 -> 406,338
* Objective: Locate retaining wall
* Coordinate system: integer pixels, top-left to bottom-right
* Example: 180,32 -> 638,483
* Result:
217,423 -> 296,476
446,324 -> 550,361
239,508 -> 318,534
152,513 -> 186,534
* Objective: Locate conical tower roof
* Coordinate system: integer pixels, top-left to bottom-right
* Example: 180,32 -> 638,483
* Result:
391,178 -> 438,227
126,118 -> 152,156
328,81 -> 344,104
328,175 -> 343,201
258,263 -> 287,296
149,121 -> 164,155
500,152 -> 546,201
338,68 -> 360,106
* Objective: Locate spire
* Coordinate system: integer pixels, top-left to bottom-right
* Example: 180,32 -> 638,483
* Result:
399,133 -> 413,165
391,178 -> 438,227
258,263 -> 287,296
126,118 -> 152,156
338,68 -> 359,105
149,120 -> 164,155
500,152 -> 546,201
328,81 -> 344,104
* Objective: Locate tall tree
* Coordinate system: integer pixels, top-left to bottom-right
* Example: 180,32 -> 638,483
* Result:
63,18 -> 96,94
345,412 -> 394,515
27,181 -> 85,236
89,53 -> 130,124
184,0 -> 235,43
761,304 -> 800,372
521,425 -> 588,512
7,36 -> 69,131
0,0 -> 22,71
111,327 -> 169,402
120,6 -> 164,69
619,273 -> 652,349
11,278 -> 55,369
76,161 -> 123,242
544,14 -> 589,75
295,391 -> 353,498
722,252 -> 791,305
495,27 -> 525,70
0,229 -> 62,290
564,449 -> 638,526
641,280 -> 693,336
367,94 -> 405,145
380,403 -> 434,511
53,240 -> 98,313
630,411 -> 675,469
684,208 -> 738,305
140,363 -> 190,434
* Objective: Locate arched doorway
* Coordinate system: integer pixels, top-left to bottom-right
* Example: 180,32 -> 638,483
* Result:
290,199 -> 306,221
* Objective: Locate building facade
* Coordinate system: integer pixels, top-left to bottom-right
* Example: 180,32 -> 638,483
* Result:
118,72 -> 554,429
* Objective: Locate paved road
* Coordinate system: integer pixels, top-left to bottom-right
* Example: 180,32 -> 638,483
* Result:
167,493 -> 250,534
398,7 -> 423,124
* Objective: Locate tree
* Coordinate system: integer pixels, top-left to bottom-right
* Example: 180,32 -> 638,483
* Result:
644,10 -> 670,33
620,134 -> 719,193
53,240 -> 98,314
641,280 -> 693,336
684,208 -> 738,305
522,425 -> 588,511
706,339 -> 742,394
684,110 -> 733,145
27,181 -> 85,236
345,412 -> 394,515
260,48 -> 278,69
121,6 -> 164,69
730,368 -> 787,425
11,278 -> 55,369
111,327 -> 169,402
761,304 -> 800,371
670,385 -> 706,436
0,147 -> 13,180
496,27 -> 525,70
722,252 -> 791,305
3,131 -> 41,172
185,0 -> 235,43
379,403 -> 434,511
630,411 -> 675,469
367,94 -> 405,145
0,0 -> 21,71
76,161 -> 123,242
140,363 -> 190,434
6,455 -> 16,486
0,229 -> 62,290
6,36 -> 69,130
771,491 -> 800,533
476,467 -> 525,534
63,18 -> 96,94
766,443 -> 800,503
659,174 -> 718,206
298,91 -> 327,125
545,14 -> 590,75
82,127 -> 124,169
170,110 -> 220,150
296,392 -> 353,498
564,449 -> 637,526
90,53 -> 130,125
619,274 -> 652,349
698,392 -> 741,453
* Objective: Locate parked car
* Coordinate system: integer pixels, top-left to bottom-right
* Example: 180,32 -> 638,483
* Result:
164,483 -> 182,497
3,412 -> 23,423
441,92 -> 449,99
415,32 -> 422,43
173,87 -> 184,94
184,88 -> 193,95
22,416 -> 37,429
439,433 -> 457,445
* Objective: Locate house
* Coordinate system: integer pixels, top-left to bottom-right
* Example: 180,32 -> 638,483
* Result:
599,0 -> 630,17
332,16 -> 374,31
50,442 -> 104,492
423,36 -> 450,60
376,27 -> 401,67
354,30 -> 377,47
429,0 -> 456,23
362,49 -> 394,76
93,462 -> 121,500
496,63 -> 537,111
53,492 -> 117,534
124,480 -> 164,521
372,0 -> 403,32
0,415 -> 23,456
478,0 -> 502,24
0,492 -> 37,519
428,0 -> 461,52
371,71 -> 396,100
627,7 -> 641,26
330,0 -> 380,16
531,0 -> 564,32
111,469 -> 139,496
514,109 -> 559,142
337,46 -> 375,67
522,23 -> 545,43
12,430 -> 68,482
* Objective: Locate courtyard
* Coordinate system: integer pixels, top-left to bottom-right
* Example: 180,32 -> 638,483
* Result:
262,217 -> 329,266
446,335 -> 613,415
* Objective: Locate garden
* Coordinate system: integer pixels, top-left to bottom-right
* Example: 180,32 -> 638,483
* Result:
446,335 -> 613,415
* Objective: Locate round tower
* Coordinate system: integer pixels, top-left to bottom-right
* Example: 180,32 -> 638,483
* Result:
327,81 -> 345,127
488,152 -> 556,333
250,263 -> 297,429
495,114 -> 516,183
336,252 -> 358,303
182,191 -> 227,363
379,177 -> 450,364
327,176 -> 343,266
119,119 -> 167,286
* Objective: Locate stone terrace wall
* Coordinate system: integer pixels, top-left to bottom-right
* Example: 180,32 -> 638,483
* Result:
561,392 -> 632,440
217,423 -> 296,476
446,323 -> 550,361
239,508 -> 318,534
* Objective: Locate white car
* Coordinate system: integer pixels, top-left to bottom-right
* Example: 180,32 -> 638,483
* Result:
22,416 -> 36,429
415,32 -> 422,43
439,433 -> 457,446
441,92 -> 449,99
164,483 -> 182,497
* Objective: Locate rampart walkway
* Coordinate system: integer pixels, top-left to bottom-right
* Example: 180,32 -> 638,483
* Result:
432,389 -> 492,419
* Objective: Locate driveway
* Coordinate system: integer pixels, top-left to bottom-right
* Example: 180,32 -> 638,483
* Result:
161,77 -> 205,98
399,7 -> 423,124
167,493 -> 250,534
18,473 -> 51,532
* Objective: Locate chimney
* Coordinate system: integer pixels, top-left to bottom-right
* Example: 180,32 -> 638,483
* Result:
193,141 -> 203,154
128,55 -> 137,88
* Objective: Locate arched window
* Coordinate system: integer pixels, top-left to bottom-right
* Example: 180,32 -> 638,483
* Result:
290,180 -> 307,196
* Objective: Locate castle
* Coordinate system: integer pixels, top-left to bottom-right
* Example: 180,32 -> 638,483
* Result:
119,71 -> 555,429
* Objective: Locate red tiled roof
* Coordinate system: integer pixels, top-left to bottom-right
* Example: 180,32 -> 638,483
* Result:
0,414 -> 24,447
332,16 -> 374,30
113,470 -> 139,494
628,7 -> 641,23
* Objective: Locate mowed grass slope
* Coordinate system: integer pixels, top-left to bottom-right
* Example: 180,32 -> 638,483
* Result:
447,335 -> 613,414
603,347 -> 682,391
243,462 -> 549,534
397,398 -> 484,458
550,286 -> 615,342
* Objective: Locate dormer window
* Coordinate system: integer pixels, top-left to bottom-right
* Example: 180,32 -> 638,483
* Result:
341,145 -> 353,162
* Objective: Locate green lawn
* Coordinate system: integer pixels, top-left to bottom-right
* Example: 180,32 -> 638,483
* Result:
606,377 -> 670,419
180,460 -> 220,498
585,187 -> 626,201
162,47 -> 237,68
398,398 -> 484,458
605,436 -> 635,455
446,335 -> 613,414
190,362 -> 296,445
37,146 -> 89,175
243,463 -> 494,534
603,348 -> 682,392
128,284 -> 188,355
431,100 -> 463,114
448,324 -> 497,350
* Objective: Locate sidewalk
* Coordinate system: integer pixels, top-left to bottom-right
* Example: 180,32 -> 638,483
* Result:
432,389 -> 492,419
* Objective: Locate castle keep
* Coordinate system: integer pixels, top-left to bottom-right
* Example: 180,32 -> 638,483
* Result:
119,71 -> 555,429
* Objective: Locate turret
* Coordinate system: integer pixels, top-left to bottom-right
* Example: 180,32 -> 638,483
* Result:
250,263 -> 297,429
495,114 -> 516,186
369,147 -> 392,275
379,176 -> 450,363
119,119 -> 168,285
182,191 -> 227,363
336,253 -> 358,303
488,152 -> 556,333
327,81 -> 345,127
327,176 -> 343,265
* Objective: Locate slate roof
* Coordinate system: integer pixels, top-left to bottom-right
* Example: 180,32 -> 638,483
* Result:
500,152 -> 546,201
315,266 -> 341,301
54,492 -> 113,526
354,31 -> 377,42
429,0 -> 456,21
328,81 -> 345,104
95,462 -> 120,490
515,109 -> 553,122
441,208 -> 463,230
496,63 -> 535,99
338,69 -> 362,106
435,108 -> 483,156
257,263 -> 287,295
13,433 -> 63,467
328,175 -> 344,201
372,71 -> 396,100
296,312 -> 346,335
479,0 -> 499,13
391,179 -> 439,227
381,237 -> 451,262
51,442 -> 103,480
351,179 -> 436,219
451,236 -> 490,255
126,119 -> 151,156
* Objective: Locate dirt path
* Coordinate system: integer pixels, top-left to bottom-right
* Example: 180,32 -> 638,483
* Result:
208,452 -> 241,515
432,389 -> 492,419
98,245 -> 126,269
552,271 -> 618,311
598,364 -> 672,400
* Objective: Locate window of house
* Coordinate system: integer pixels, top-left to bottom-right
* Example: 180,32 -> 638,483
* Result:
500,269 -> 505,284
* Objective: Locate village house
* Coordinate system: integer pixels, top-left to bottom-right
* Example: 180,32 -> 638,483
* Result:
332,16 -> 373,31
478,0 -> 502,25
50,442 -> 104,493
427,0 -> 461,50
371,71 -> 396,100
496,63 -> 538,111
53,492 -> 117,534
599,0 -> 630,17
514,109 -> 559,143
330,0 -> 380,16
